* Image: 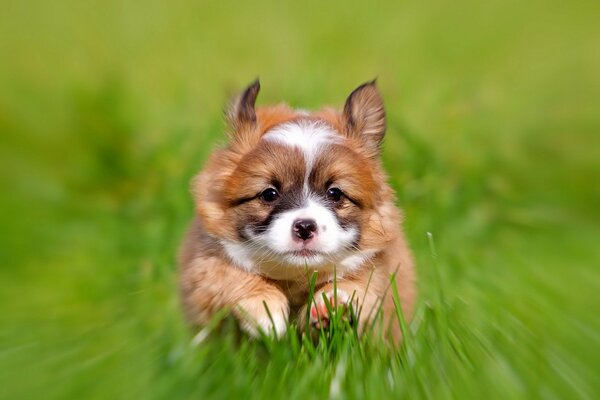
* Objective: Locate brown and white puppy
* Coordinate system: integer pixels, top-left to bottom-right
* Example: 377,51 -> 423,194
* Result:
179,80 -> 416,341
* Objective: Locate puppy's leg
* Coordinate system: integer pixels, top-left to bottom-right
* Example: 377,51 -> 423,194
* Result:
296,275 -> 381,333
298,262 -> 411,338
234,291 -> 289,338
307,287 -> 357,330
181,256 -> 289,338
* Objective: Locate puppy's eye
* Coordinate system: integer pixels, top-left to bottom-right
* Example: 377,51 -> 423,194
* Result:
326,187 -> 343,203
260,188 -> 279,203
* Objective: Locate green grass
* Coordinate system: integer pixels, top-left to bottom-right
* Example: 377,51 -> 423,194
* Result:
1,0 -> 599,398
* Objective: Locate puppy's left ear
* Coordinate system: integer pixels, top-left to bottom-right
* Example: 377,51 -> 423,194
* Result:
226,79 -> 260,131
343,80 -> 386,158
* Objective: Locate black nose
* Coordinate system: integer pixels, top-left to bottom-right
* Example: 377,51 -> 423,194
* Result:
293,219 -> 317,241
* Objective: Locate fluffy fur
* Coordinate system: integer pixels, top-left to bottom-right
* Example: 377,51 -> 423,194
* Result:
179,80 -> 416,341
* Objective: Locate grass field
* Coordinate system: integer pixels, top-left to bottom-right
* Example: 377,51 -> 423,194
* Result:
1,0 -> 599,398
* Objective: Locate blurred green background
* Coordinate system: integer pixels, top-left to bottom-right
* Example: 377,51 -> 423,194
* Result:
1,0 -> 599,398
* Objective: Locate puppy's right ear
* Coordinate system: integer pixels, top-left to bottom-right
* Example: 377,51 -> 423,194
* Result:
226,79 -> 260,131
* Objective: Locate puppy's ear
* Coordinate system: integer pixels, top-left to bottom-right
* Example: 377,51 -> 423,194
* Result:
343,80 -> 386,158
227,79 -> 260,131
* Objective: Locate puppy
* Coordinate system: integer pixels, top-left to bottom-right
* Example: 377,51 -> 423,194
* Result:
179,80 -> 416,341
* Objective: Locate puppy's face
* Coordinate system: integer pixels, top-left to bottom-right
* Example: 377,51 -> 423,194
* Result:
195,81 -> 395,279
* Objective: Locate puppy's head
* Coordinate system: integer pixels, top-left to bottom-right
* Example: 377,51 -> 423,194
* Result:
193,80 -> 399,279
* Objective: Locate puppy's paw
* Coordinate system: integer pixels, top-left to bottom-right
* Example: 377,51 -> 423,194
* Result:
309,289 -> 356,330
235,296 -> 289,338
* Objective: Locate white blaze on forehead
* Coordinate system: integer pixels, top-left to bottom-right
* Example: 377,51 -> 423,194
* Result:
262,120 -> 340,168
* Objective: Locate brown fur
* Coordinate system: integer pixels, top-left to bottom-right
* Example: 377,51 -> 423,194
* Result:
180,81 -> 416,342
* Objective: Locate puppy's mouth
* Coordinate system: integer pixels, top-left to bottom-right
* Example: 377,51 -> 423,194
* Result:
286,249 -> 323,258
